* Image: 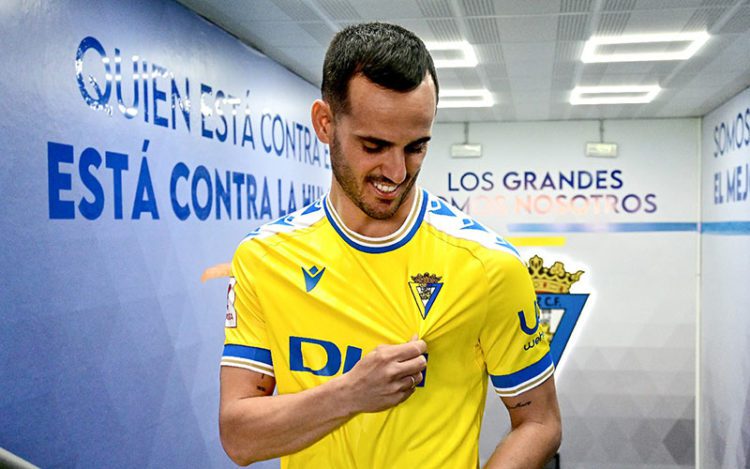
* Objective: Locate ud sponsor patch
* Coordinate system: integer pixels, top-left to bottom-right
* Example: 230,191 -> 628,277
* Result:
527,255 -> 589,366
225,277 -> 237,328
409,272 -> 443,319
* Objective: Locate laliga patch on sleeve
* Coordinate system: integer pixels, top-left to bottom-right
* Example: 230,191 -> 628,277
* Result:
226,277 -> 237,328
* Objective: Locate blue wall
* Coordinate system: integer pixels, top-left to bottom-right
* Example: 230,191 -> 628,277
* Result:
0,1 -> 329,466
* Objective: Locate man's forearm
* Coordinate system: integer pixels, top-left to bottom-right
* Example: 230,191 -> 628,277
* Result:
220,377 -> 354,465
484,420 -> 562,469
220,339 -> 427,466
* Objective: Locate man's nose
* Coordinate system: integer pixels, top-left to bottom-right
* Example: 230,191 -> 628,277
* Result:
379,149 -> 407,184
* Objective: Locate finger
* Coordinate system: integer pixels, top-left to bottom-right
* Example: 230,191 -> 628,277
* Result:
398,386 -> 416,401
392,353 -> 427,379
396,374 -> 418,393
385,340 -> 427,361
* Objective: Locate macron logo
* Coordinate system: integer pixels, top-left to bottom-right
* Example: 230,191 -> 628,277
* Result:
302,265 -> 326,292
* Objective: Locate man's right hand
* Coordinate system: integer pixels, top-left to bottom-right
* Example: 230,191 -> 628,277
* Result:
336,337 -> 428,414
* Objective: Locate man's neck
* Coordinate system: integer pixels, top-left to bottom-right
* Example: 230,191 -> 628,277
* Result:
328,186 -> 417,238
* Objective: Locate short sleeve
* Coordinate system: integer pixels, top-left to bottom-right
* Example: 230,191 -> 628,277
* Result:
479,253 -> 554,397
220,242 -> 274,376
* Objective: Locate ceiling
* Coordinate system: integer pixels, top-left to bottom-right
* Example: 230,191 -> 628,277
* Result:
176,0 -> 750,123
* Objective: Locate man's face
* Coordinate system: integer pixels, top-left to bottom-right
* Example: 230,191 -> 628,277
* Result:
328,74 -> 437,220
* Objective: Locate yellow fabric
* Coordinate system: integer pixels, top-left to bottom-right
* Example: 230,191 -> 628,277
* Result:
222,189 -> 552,468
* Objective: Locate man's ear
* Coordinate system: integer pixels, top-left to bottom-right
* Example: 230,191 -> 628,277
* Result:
311,99 -> 334,144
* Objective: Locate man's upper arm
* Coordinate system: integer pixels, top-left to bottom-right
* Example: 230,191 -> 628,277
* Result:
218,364 -> 277,464
500,374 -> 560,429
221,242 -> 276,376
221,366 -> 275,405
479,252 -> 555,398
220,241 -> 279,416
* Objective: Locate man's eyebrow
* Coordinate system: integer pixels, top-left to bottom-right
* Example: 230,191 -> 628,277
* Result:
358,136 -> 392,146
408,136 -> 432,146
357,136 -> 432,146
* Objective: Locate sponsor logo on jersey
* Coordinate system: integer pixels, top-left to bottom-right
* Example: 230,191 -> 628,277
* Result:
289,335 -> 429,386
527,255 -> 589,365
409,272 -> 443,319
226,277 -> 237,328
518,301 -> 541,335
518,300 -> 548,351
302,265 -> 326,292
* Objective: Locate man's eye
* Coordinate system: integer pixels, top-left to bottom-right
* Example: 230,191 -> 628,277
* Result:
407,144 -> 427,154
363,144 -> 382,153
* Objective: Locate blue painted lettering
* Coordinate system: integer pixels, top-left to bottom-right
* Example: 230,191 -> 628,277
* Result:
48,142 -> 75,219
78,147 -> 104,220
215,170 -> 231,219
151,64 -> 168,128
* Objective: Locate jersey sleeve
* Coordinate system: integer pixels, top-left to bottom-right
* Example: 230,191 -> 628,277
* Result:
220,241 -> 274,376
479,252 -> 554,397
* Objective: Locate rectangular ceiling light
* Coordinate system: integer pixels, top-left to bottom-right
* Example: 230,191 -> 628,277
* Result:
581,31 -> 709,63
438,89 -> 493,108
425,41 -> 478,68
570,85 -> 661,105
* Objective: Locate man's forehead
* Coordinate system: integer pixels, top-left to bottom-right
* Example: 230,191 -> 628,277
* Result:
345,73 -> 437,99
344,75 -> 436,120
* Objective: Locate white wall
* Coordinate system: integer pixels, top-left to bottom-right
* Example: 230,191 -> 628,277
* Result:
700,86 -> 750,469
423,119 -> 700,468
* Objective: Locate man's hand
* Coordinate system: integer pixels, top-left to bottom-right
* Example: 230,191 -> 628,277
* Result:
336,337 -> 428,414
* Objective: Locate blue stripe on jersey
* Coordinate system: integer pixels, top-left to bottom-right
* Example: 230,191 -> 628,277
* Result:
490,352 -> 553,389
323,189 -> 429,254
223,344 -> 273,366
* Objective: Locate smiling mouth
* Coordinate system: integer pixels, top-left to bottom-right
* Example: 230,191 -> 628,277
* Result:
373,180 -> 399,194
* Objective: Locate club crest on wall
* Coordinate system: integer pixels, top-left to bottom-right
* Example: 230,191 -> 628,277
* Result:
528,255 -> 589,366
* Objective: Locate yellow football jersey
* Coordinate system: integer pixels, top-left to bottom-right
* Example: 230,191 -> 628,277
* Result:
222,188 -> 553,469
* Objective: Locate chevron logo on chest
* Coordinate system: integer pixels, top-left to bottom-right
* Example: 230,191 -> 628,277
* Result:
302,265 -> 326,292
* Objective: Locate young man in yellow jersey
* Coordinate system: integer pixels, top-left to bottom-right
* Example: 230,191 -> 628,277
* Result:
219,22 -> 561,468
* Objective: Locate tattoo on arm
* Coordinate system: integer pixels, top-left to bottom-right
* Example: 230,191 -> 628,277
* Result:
507,400 -> 532,410
256,374 -> 270,393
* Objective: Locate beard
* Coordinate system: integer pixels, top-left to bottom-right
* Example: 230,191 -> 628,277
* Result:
329,134 -> 419,221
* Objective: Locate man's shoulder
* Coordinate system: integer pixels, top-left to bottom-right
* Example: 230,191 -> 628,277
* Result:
235,198 -> 327,255
421,189 -> 521,262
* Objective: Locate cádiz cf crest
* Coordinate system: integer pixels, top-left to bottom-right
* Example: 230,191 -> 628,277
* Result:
409,272 -> 443,319
528,255 -> 589,366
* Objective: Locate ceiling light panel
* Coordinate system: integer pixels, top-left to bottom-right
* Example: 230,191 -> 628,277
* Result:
570,85 -> 661,105
425,41 -> 478,68
581,31 -> 710,63
438,89 -> 494,108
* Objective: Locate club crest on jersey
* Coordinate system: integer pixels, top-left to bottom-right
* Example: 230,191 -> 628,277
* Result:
409,272 -> 443,319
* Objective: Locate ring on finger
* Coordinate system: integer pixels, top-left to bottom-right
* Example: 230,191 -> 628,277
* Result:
409,375 -> 417,389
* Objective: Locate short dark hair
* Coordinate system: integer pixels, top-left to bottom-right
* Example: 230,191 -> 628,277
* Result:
321,22 -> 439,115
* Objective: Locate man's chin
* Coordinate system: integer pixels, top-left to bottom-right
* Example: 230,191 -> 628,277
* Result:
360,199 -> 402,221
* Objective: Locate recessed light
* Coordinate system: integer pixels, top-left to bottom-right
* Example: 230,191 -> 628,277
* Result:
425,41 -> 478,68
570,85 -> 661,105
438,89 -> 494,108
582,32 -> 710,63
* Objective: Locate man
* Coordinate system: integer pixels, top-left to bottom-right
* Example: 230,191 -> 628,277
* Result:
219,22 -> 561,468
